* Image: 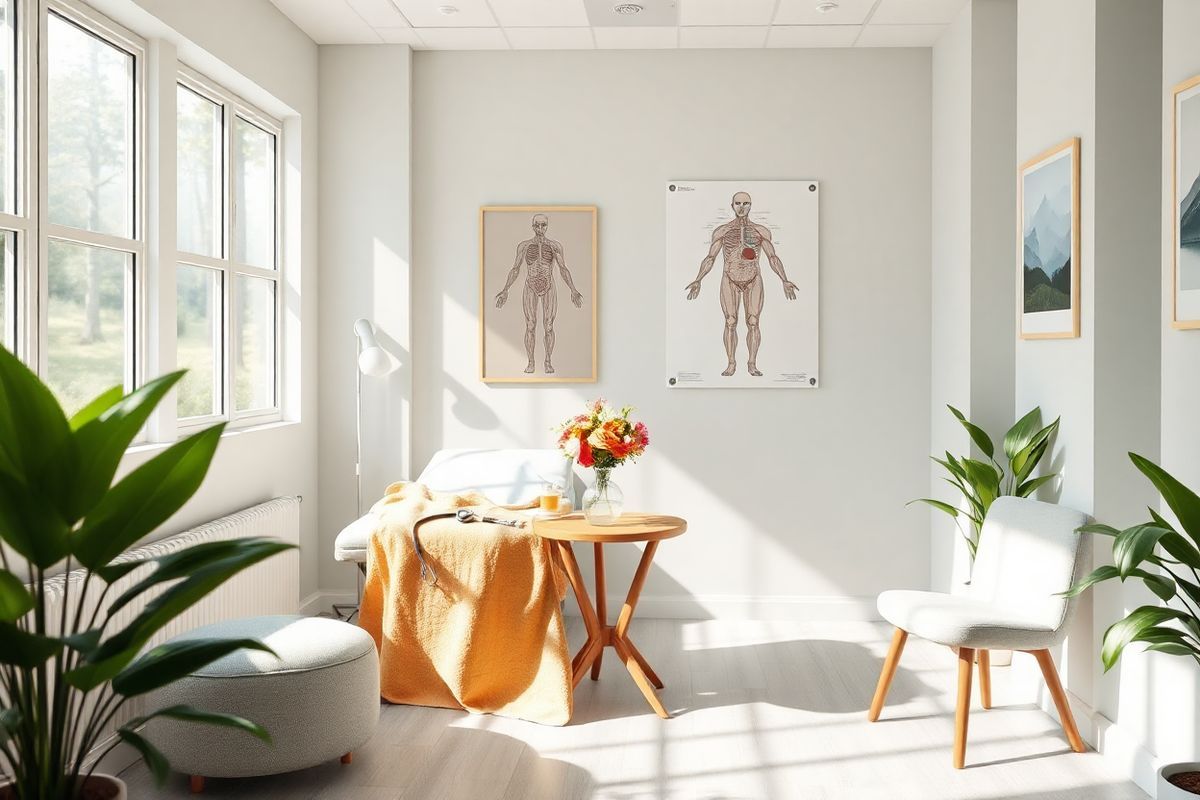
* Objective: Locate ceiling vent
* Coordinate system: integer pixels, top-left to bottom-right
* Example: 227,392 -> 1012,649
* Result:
582,0 -> 677,27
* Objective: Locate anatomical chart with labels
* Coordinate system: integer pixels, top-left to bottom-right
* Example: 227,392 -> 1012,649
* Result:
665,181 -> 819,389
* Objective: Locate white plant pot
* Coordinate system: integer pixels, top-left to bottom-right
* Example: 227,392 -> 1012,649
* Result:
1159,763 -> 1200,799
989,649 -> 1013,667
1,774 -> 127,800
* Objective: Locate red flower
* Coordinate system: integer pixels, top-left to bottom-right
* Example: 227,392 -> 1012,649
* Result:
577,433 -> 594,468
633,422 -> 650,448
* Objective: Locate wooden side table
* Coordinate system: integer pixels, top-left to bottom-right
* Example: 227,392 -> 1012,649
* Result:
534,513 -> 687,719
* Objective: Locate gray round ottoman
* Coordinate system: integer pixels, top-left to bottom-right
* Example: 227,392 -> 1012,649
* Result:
146,615 -> 379,793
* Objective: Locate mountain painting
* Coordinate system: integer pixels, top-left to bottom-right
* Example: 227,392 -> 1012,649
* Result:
1022,151 -> 1074,314
1179,88 -> 1200,293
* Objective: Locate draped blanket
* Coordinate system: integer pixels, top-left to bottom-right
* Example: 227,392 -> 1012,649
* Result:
357,482 -> 573,725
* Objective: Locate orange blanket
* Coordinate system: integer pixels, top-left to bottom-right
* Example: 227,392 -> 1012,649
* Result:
357,482 -> 573,725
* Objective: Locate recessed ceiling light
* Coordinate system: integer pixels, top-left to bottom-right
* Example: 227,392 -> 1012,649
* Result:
613,3 -> 644,14
437,4 -> 458,14
815,1 -> 840,13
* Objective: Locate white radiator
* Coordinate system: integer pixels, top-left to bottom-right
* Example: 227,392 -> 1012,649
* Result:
41,496 -> 301,739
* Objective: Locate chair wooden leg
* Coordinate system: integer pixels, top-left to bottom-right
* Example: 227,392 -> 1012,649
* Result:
954,647 -> 975,769
189,775 -> 205,794
1031,649 -> 1086,753
868,628 -> 908,721
340,752 -> 353,765
978,649 -> 992,709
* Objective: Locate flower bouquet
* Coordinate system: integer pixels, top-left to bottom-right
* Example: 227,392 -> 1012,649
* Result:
556,399 -> 650,525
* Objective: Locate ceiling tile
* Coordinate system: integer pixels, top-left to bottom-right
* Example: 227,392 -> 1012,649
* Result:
680,0 -> 776,26
415,26 -> 510,48
391,0 -> 496,27
377,26 -> 424,44
774,0 -> 876,26
871,0 -> 967,25
270,0 -> 383,43
593,25 -> 678,48
345,0 -> 411,27
856,23 -> 944,46
505,26 -> 594,48
766,24 -> 858,47
583,0 -> 678,27
680,26 -> 768,48
488,0 -> 590,27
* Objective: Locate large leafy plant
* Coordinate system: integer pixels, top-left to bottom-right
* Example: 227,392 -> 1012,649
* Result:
1066,454 -> 1200,671
0,348 -> 294,798
914,406 -> 1061,560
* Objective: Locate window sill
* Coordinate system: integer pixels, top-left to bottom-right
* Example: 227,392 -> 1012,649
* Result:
125,418 -> 301,458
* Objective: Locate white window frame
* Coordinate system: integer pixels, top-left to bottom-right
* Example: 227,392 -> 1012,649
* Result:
176,65 -> 282,432
1,0 -> 34,357
36,0 -> 146,401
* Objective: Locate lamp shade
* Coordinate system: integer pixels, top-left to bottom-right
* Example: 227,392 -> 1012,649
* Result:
353,318 -> 391,377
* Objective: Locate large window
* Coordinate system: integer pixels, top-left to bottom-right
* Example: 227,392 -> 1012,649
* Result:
176,70 -> 280,427
0,0 -> 290,437
44,6 -> 141,415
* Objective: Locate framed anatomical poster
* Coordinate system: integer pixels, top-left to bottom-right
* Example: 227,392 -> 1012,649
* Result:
479,206 -> 597,383
665,180 -> 819,388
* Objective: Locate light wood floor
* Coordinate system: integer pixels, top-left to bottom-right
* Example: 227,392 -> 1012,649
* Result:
121,619 -> 1147,800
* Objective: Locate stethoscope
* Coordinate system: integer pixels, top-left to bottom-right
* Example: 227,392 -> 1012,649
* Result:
409,509 -> 527,585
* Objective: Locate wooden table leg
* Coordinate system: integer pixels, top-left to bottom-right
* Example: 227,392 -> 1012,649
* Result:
610,541 -> 670,718
591,543 -> 606,681
557,541 -> 604,688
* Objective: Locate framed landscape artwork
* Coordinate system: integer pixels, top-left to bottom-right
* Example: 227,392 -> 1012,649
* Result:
664,180 -> 819,388
478,205 -> 597,383
1019,138 -> 1081,340
1174,75 -> 1200,329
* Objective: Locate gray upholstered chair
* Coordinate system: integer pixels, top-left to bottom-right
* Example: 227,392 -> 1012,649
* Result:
869,496 -> 1092,769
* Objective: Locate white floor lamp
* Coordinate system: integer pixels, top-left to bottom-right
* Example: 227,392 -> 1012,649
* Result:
334,318 -> 390,621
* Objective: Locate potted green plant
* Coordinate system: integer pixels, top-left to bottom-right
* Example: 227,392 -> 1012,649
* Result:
1066,454 -> 1200,799
0,348 -> 294,799
913,405 -> 1061,562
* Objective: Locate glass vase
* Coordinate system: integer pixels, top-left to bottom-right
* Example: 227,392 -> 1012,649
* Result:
582,467 -> 624,525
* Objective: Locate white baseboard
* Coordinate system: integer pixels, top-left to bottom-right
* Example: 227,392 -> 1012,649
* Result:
300,590 -> 357,617
562,593 -> 881,621
1039,690 -> 1160,797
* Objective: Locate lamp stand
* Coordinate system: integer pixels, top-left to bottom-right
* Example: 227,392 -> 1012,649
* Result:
333,339 -> 367,622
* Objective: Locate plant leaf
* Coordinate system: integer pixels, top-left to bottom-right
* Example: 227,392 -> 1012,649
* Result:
68,385 -> 123,431
1078,523 -> 1121,537
0,569 -> 33,622
68,538 -> 294,690
69,371 -> 186,521
113,638 -> 277,697
0,466 -> 70,568
1003,407 -> 1044,461
1130,453 -> 1200,551
1013,432 -> 1054,484
1016,473 -> 1058,498
1061,565 -> 1120,597
0,345 -> 73,495
949,413 -> 995,459
107,538 -> 290,616
1112,525 -> 1176,577
118,727 -> 170,786
1102,605 -> 1197,671
132,704 -> 270,743
908,498 -> 959,518
0,623 -> 63,668
72,424 -> 225,571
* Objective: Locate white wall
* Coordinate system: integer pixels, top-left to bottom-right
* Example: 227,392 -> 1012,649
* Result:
929,0 -> 1016,594
1150,0 -> 1200,773
406,49 -> 932,617
89,0 -> 321,603
317,45 -> 414,602
1013,0 -> 1165,791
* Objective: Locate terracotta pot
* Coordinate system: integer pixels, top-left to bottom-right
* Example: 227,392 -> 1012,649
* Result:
1160,763 -> 1200,798
0,774 -> 127,800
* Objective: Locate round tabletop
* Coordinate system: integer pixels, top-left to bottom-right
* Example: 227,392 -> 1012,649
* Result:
533,513 -> 687,543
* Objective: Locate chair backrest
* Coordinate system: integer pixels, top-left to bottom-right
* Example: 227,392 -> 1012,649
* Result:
415,448 -> 575,506
967,497 -> 1092,636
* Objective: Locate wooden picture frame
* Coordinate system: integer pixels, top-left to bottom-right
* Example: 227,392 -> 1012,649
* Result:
1173,74 -> 1200,330
1018,138 -> 1081,340
478,205 -> 597,383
